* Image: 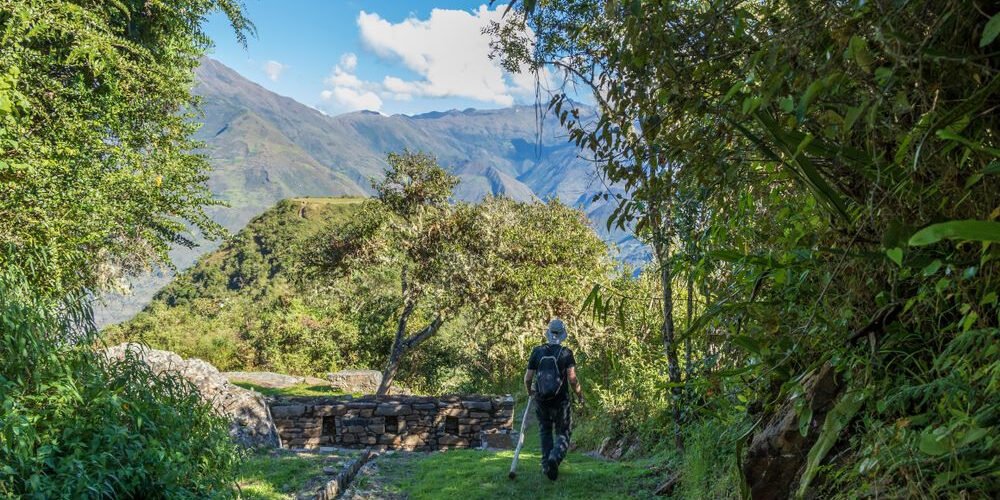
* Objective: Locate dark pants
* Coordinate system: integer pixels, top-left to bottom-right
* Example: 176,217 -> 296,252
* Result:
536,398 -> 571,465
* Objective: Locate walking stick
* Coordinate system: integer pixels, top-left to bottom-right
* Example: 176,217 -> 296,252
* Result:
508,395 -> 533,480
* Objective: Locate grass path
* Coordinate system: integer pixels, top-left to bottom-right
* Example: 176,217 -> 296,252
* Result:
346,420 -> 659,499
239,403 -> 661,499
238,449 -> 359,499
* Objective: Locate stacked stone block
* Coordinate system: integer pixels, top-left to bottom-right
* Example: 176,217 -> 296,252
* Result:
270,395 -> 514,451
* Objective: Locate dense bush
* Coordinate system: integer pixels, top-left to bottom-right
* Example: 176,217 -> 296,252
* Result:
1,1 -> 252,496
493,0 -> 999,496
0,266 -> 240,498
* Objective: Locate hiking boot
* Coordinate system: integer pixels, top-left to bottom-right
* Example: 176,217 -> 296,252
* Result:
544,456 -> 559,481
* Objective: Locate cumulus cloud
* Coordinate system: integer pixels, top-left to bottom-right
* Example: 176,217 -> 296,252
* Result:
319,52 -> 383,112
339,53 -> 358,72
356,5 -> 534,106
321,87 -> 383,112
318,5 -> 546,114
262,60 -> 287,81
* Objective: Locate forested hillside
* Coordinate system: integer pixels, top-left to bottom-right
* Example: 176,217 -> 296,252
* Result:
95,59 -> 639,327
108,180 -> 614,395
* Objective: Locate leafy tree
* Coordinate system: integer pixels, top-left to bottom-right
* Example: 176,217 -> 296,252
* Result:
1,0 -> 254,496
309,151 -> 463,394
0,0 -> 252,301
492,0 -> 999,496
310,151 -> 612,395
448,196 -> 611,389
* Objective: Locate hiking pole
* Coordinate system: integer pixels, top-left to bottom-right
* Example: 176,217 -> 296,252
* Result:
508,395 -> 533,480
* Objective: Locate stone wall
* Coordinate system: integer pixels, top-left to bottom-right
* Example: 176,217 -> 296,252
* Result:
270,395 -> 514,451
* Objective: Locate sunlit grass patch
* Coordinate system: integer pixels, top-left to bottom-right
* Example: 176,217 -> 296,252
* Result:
237,449 -> 356,500
232,382 -> 346,397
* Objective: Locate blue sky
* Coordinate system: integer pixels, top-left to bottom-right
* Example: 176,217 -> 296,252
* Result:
203,1 -> 538,116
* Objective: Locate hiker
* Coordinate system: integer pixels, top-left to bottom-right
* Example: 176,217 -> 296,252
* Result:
523,318 -> 585,481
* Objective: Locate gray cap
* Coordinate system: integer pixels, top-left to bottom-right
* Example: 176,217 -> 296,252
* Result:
545,318 -> 567,345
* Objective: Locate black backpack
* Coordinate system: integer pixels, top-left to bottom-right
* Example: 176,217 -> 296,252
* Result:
535,345 -> 564,401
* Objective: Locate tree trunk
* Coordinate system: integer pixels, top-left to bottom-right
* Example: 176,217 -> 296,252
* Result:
650,207 -> 683,450
378,269 -> 414,396
685,271 -> 694,379
377,343 -> 404,396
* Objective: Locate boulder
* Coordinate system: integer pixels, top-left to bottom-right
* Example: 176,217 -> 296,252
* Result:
742,362 -> 842,499
222,371 -> 329,389
104,343 -> 279,448
326,369 -> 382,394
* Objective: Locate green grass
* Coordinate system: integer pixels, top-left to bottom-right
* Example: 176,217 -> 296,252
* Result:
232,382 -> 346,397
237,449 -> 357,499
377,429 -> 659,499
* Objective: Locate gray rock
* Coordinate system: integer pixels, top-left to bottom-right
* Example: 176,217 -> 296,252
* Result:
461,400 -> 492,411
271,405 -> 306,418
375,403 -> 413,416
103,343 -> 279,448
326,370 -> 383,394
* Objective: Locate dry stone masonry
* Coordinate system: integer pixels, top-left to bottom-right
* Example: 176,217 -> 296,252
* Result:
271,395 -> 514,451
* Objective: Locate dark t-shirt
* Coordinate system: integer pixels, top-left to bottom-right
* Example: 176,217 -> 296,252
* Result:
528,344 -> 576,403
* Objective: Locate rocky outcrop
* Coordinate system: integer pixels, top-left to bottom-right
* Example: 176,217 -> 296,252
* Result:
742,363 -> 842,499
104,343 -> 279,448
223,371 -> 329,389
326,370 -> 383,394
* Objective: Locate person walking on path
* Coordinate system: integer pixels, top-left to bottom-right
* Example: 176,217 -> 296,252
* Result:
523,318 -> 585,481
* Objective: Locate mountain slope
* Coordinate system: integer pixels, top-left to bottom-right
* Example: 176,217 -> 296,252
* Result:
95,59 -> 630,326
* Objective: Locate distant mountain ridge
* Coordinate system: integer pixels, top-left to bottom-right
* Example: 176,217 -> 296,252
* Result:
94,58 -> 639,326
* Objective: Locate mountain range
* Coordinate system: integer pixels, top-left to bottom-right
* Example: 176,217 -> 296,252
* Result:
94,58 -> 639,326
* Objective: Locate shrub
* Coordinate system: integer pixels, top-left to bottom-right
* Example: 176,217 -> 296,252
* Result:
0,270 -> 241,498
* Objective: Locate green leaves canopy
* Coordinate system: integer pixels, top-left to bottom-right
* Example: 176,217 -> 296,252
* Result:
0,0 -> 252,301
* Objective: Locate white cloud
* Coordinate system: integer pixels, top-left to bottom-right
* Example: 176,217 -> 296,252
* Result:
340,53 -> 358,72
318,5 -> 544,114
322,87 -> 383,111
356,5 -> 535,106
320,52 -> 384,112
262,60 -> 287,81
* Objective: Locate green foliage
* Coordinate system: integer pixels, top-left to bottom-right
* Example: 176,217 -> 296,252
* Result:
111,187 -> 610,397
1,1 -> 252,496
307,151 -> 613,393
0,0 -> 252,300
106,198 -> 370,374
493,0 -> 1000,496
1,265 -> 240,498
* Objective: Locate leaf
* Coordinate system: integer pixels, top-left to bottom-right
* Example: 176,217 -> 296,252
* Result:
980,13 -> 1000,47
918,429 -> 950,456
732,335 -> 763,356
798,405 -> 814,437
886,248 -> 903,266
922,259 -> 942,276
797,391 -> 866,498
849,35 -> 872,71
964,160 -> 1000,188
908,220 -> 1000,246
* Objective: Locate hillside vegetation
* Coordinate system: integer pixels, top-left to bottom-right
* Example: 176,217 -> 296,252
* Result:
96,60 -> 641,327
108,181 -> 614,395
106,197 -> 368,374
